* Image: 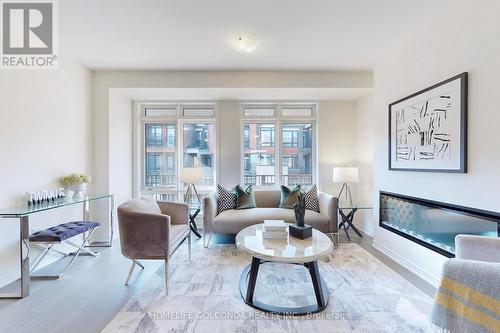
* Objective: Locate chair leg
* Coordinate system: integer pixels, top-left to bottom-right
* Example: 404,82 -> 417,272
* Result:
135,260 -> 145,269
204,231 -> 212,248
125,261 -> 136,285
164,259 -> 169,295
188,232 -> 192,263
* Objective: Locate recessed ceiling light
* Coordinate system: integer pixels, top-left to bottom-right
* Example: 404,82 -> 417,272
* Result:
233,34 -> 258,54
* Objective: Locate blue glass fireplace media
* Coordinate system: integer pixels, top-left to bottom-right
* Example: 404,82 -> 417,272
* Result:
379,191 -> 500,257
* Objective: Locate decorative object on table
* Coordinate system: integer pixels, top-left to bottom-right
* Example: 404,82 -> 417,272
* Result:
262,220 -> 288,239
303,184 -> 320,212
235,185 -> 256,209
60,173 -> 91,197
289,192 -> 312,239
333,167 -> 359,207
180,167 -> 203,205
27,187 -> 65,205
389,72 -> 468,173
216,184 -> 237,214
279,185 -> 301,208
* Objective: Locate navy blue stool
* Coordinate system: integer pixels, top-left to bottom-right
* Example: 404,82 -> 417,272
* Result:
29,221 -> 100,279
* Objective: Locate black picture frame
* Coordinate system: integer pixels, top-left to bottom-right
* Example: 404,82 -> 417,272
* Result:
388,72 -> 468,173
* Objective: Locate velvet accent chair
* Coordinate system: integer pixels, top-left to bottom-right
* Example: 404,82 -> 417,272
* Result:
117,197 -> 191,294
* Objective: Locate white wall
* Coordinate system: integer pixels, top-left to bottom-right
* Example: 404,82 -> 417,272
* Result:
217,101 -> 241,187
370,0 -> 500,286
0,59 -> 92,286
354,94 -> 374,235
317,101 -> 359,195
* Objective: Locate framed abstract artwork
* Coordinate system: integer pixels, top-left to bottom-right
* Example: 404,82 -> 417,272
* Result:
388,72 -> 468,172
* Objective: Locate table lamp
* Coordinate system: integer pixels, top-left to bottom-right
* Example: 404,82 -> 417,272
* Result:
333,167 -> 359,207
180,167 -> 203,204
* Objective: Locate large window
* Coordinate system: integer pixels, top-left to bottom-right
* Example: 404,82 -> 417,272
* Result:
145,123 -> 177,187
281,123 -> 313,186
242,103 -> 316,188
243,123 -> 276,186
141,104 -> 216,197
182,123 -> 215,187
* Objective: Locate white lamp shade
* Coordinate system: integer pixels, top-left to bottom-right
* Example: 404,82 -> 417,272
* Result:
180,168 -> 203,184
333,167 -> 359,183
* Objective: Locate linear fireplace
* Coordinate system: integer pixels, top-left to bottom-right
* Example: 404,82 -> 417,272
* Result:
379,191 -> 500,257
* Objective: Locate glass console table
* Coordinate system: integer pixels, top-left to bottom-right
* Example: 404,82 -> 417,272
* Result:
338,205 -> 372,241
0,194 -> 114,299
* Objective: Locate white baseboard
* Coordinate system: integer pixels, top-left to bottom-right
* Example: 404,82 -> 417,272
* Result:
355,223 -> 372,237
372,240 -> 440,287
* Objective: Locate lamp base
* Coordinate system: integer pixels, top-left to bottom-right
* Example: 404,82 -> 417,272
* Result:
289,224 -> 312,240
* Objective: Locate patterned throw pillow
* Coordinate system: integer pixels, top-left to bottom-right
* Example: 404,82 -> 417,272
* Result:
235,185 -> 257,209
303,184 -> 320,212
217,184 -> 237,214
279,185 -> 301,209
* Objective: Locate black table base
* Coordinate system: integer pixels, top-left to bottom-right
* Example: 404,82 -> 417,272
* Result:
338,208 -> 363,241
189,208 -> 202,238
239,257 -> 329,315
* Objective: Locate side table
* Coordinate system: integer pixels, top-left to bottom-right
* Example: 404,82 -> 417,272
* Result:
338,206 -> 372,241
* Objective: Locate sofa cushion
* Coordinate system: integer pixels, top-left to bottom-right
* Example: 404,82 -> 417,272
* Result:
213,208 -> 329,234
235,185 -> 256,209
279,185 -> 301,209
303,184 -> 320,212
254,190 -> 281,208
30,221 -> 100,242
217,184 -> 237,214
126,196 -> 162,214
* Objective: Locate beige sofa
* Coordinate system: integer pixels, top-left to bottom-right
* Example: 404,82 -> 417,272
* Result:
203,189 -> 338,247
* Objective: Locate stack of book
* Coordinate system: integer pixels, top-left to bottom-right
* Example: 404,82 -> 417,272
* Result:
262,220 -> 288,239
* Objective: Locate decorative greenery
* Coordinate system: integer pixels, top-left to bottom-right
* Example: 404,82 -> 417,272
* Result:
60,174 -> 91,185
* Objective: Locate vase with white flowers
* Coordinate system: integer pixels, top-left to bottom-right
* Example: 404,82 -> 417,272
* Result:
60,174 -> 91,198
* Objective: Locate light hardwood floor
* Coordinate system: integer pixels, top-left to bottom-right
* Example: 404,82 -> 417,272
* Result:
0,232 -> 435,333
0,243 -> 163,333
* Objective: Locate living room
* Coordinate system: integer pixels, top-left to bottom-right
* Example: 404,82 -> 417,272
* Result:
0,1 -> 499,333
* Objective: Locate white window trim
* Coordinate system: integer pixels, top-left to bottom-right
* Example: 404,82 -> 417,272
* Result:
133,101 -> 218,197
240,102 -> 318,189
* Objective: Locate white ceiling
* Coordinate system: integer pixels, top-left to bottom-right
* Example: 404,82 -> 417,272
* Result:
60,0 -> 441,70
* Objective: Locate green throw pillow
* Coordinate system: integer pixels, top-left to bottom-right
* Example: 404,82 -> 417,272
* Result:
235,185 -> 256,209
279,185 -> 301,209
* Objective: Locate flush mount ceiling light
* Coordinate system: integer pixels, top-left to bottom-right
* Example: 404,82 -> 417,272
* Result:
233,34 -> 258,54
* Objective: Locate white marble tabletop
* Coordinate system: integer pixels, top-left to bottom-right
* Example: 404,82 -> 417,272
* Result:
235,224 -> 333,263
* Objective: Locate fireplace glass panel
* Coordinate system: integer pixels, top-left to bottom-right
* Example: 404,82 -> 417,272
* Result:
380,192 -> 499,257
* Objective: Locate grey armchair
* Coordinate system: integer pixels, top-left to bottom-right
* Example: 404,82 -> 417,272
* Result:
455,234 -> 500,262
117,196 -> 191,294
429,235 -> 500,332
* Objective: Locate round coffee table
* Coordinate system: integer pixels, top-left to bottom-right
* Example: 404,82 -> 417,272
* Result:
236,223 -> 333,315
